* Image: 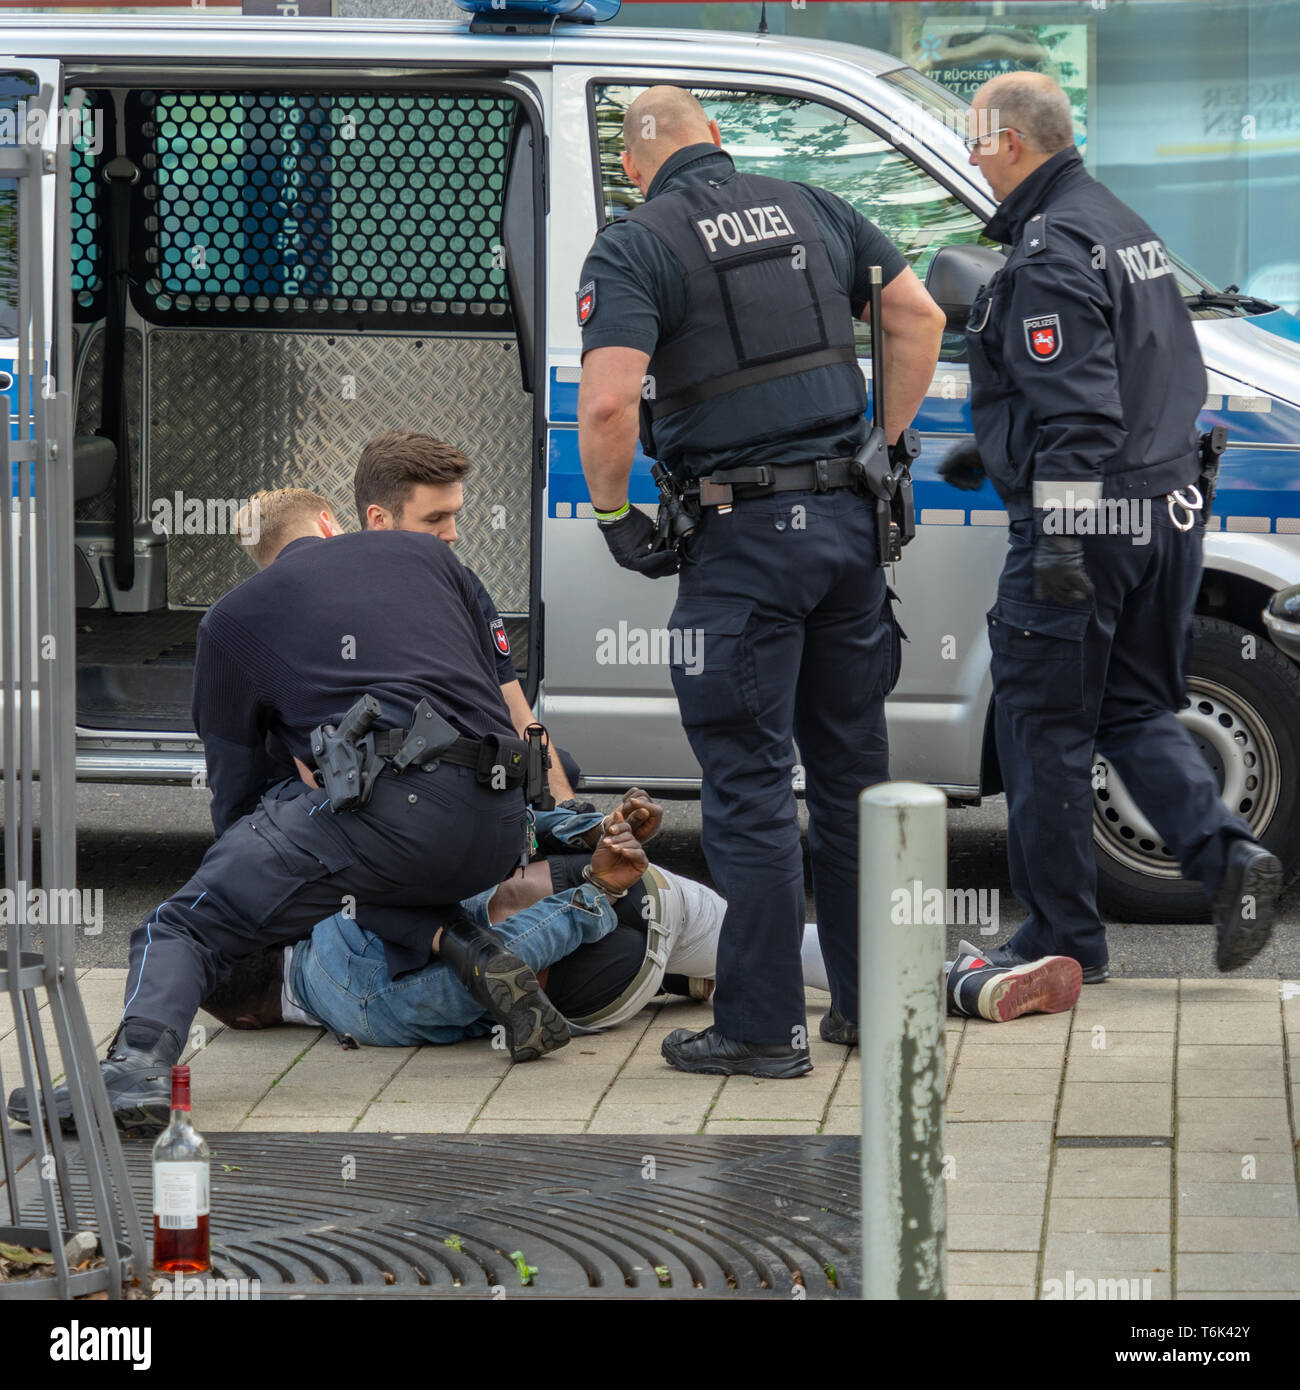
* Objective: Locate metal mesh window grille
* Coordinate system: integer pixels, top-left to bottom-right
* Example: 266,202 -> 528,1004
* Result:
69,93 -> 106,316
127,90 -> 517,330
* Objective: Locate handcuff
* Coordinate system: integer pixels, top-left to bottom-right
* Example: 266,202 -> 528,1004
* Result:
1167,483 -> 1203,532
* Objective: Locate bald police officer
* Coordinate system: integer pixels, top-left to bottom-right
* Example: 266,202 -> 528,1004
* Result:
577,87 -> 944,1076
942,74 -> 1280,980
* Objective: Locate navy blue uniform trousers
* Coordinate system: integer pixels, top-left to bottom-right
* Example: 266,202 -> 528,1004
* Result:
991,509 -> 1252,967
669,487 -> 894,1043
121,763 -> 526,1042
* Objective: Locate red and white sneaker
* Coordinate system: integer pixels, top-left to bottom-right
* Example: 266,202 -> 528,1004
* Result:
946,940 -> 1081,1022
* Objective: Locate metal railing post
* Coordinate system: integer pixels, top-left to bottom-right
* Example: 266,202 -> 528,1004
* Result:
859,781 -> 947,1299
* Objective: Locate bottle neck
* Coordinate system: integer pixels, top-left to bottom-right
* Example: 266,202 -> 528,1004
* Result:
169,1065 -> 192,1123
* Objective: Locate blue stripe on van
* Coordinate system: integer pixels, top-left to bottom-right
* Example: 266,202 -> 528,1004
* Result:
547,425 -> 1300,524
548,366 -> 1295,444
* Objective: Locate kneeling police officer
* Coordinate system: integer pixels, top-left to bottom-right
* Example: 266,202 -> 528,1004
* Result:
11,527 -> 566,1135
577,86 -> 945,1076
942,73 -> 1280,980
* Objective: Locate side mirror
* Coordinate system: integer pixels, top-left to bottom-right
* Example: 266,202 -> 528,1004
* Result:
925,244 -> 1007,332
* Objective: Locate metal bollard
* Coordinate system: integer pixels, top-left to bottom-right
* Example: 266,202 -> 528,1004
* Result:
859,781 -> 947,1299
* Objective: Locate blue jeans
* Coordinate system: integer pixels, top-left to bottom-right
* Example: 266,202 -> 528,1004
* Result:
289,808 -> 615,1045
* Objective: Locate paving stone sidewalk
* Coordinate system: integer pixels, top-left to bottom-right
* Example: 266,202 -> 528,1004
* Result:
4,972 -> 1299,1299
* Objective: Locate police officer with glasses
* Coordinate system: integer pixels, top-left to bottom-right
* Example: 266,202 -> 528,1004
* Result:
941,72 -> 1279,983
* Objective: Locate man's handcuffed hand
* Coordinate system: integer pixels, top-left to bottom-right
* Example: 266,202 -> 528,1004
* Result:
617,787 -> 662,843
588,808 -> 648,895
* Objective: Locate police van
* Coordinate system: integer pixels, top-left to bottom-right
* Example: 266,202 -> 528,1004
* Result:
4,0 -> 1300,923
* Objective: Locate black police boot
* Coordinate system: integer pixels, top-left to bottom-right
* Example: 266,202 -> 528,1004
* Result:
1214,840 -> 1281,972
661,1025 -> 812,1079
6,1026 -> 182,1137
819,1009 -> 859,1047
436,912 -> 569,1062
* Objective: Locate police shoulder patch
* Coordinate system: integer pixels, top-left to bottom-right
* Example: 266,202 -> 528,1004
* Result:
1023,313 -> 1062,362
490,617 -> 510,656
577,281 -> 596,327
1023,213 -> 1048,256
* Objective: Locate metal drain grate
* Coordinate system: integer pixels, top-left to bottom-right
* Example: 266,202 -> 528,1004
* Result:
22,1135 -> 860,1299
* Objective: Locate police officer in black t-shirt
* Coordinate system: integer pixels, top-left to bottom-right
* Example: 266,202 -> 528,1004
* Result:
940,73 -> 1279,979
577,87 -> 945,1076
9,529 -> 570,1135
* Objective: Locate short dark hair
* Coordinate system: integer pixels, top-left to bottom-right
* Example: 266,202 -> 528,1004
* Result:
201,947 -> 285,1029
353,430 -> 471,529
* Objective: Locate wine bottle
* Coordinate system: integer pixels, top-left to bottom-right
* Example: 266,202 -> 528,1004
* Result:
151,1064 -> 211,1273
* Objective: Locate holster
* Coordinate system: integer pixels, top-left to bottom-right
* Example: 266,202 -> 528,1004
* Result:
1198,424 -> 1228,524
310,693 -> 383,813
650,461 -> 701,552
850,426 -> 919,565
524,723 -> 554,810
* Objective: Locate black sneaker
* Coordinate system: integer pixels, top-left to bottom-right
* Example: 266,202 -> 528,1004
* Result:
1214,840 -> 1281,972
661,1025 -> 812,1078
437,912 -> 569,1062
7,1030 -> 181,1137
819,1009 -> 858,1047
984,942 -> 1110,985
947,940 -> 1082,1021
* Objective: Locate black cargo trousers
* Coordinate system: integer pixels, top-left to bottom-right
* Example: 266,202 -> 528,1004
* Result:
120,761 -> 527,1045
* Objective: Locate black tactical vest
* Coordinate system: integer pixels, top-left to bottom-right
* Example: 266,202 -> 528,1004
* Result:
621,169 -> 867,470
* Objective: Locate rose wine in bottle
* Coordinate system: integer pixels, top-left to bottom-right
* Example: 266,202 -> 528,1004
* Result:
151,1064 -> 211,1273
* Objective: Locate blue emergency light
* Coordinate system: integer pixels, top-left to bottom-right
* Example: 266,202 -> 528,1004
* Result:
454,0 -> 621,26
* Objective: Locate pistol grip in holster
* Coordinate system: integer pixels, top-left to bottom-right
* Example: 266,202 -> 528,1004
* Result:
524,724 -> 554,811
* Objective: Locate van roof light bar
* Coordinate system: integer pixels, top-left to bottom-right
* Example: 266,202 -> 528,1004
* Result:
455,0 -> 621,33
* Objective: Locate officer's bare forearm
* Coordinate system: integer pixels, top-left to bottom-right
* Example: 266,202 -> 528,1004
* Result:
873,265 -> 946,442
880,318 -> 943,442
578,405 -> 639,512
578,345 -> 651,512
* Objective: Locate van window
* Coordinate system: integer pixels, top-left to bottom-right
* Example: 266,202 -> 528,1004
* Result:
121,91 -> 517,330
593,84 -> 990,357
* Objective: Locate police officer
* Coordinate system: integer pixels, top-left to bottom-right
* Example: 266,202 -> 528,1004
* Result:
941,72 -> 1280,980
9,527 -> 569,1134
577,86 -> 945,1076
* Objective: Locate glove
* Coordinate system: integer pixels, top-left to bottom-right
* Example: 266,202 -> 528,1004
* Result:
938,439 -> 985,492
598,507 -> 680,578
1032,532 -> 1096,604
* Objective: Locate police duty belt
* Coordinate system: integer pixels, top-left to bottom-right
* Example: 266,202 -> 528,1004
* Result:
692,456 -> 859,509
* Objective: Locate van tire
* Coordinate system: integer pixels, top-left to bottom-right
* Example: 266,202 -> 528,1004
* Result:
1093,616 -> 1300,922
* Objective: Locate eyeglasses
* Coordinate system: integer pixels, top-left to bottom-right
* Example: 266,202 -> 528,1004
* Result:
963,126 -> 1023,152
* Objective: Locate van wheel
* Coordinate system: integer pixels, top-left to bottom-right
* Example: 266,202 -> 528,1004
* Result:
1093,616 -> 1300,922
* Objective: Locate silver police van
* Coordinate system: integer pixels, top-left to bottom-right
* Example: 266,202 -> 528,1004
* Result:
4,0 -> 1299,923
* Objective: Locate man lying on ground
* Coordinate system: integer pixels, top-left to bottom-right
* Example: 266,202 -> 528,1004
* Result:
202,800 -> 1083,1051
